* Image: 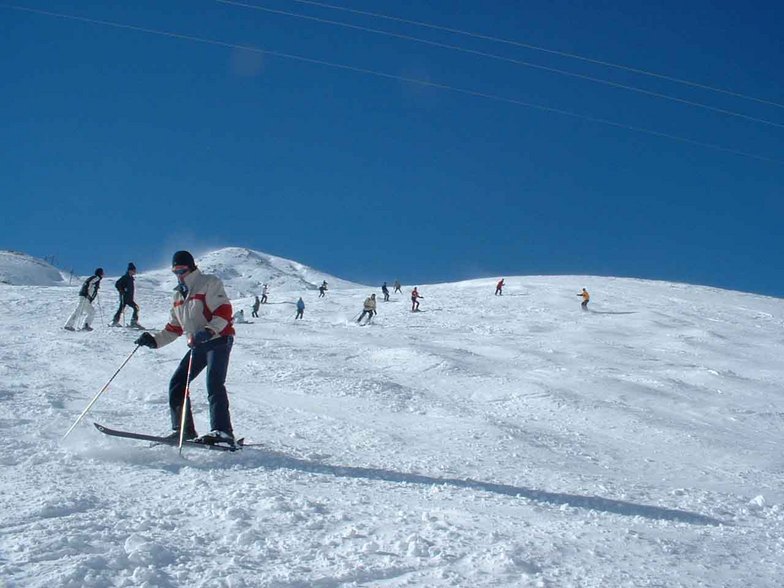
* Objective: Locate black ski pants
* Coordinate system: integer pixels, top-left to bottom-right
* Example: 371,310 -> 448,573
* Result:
169,336 -> 234,435
113,297 -> 139,323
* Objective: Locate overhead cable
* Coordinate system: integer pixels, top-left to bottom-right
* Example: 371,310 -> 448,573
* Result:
214,0 -> 784,130
284,0 -> 784,110
2,3 -> 781,165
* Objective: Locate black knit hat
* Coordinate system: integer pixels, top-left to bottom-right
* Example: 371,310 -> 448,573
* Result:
172,250 -> 196,270
95,268 -> 104,277
127,262 -> 136,271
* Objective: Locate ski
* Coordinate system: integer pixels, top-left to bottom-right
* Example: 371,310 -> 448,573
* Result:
93,422 -> 244,452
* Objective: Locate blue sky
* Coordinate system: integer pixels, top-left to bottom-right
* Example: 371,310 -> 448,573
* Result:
3,0 -> 783,295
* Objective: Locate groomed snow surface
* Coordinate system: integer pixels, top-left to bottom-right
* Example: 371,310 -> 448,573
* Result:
1,250 -> 783,587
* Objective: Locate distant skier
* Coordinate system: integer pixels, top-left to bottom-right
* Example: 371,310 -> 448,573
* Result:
318,281 -> 328,297
381,282 -> 390,302
64,268 -> 104,331
233,309 -> 248,324
251,296 -> 260,318
295,297 -> 305,319
133,250 -> 237,448
111,263 -> 141,327
261,284 -> 269,304
357,293 -> 377,323
393,280 -> 402,294
411,287 -> 423,312
495,279 -> 505,296
578,288 -> 590,311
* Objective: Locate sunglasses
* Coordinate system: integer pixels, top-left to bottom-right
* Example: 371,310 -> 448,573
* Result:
172,265 -> 190,276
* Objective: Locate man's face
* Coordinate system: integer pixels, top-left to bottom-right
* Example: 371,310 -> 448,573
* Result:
172,265 -> 190,279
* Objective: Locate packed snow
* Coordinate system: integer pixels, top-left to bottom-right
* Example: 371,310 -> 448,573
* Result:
1,248 -> 783,587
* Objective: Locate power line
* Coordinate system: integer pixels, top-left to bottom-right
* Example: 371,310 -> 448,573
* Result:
214,0 -> 784,130
2,3 -> 781,165
285,0 -> 784,111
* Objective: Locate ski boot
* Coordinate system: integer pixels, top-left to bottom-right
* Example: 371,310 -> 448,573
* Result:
194,430 -> 238,449
81,324 -> 93,332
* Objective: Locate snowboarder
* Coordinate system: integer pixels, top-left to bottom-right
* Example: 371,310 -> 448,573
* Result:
318,281 -> 328,297
111,262 -> 140,327
133,250 -> 237,448
295,297 -> 305,319
233,309 -> 248,324
64,268 -> 104,331
251,296 -> 260,318
261,284 -> 269,304
357,293 -> 377,323
411,287 -> 423,311
578,288 -> 590,311
393,280 -> 402,293
381,282 -> 390,302
495,279 -> 505,296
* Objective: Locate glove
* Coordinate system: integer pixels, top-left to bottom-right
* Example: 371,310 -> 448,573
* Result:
189,329 -> 213,348
134,332 -> 157,349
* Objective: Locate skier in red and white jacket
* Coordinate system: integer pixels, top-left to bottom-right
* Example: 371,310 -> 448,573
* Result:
135,250 -> 237,448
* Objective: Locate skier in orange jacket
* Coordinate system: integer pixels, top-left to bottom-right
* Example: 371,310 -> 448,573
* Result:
578,288 -> 590,310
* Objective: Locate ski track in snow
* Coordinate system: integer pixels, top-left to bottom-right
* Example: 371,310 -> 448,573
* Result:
1,270 -> 784,587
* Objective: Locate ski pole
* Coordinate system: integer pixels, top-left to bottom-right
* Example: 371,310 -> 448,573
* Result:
177,348 -> 195,455
62,345 -> 141,440
97,294 -> 105,326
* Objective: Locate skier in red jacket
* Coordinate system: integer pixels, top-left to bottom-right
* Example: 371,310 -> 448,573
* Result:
411,287 -> 423,311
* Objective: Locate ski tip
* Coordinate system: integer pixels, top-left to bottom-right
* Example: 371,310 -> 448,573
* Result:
93,422 -> 106,432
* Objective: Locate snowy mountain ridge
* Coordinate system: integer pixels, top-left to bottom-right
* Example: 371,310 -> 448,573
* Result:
139,247 -> 363,297
1,249 -> 783,586
0,247 -> 362,297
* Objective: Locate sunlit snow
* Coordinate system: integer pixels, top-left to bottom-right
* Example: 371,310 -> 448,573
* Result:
1,248 -> 782,587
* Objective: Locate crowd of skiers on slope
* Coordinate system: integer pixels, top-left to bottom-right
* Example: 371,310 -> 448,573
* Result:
63,252 -> 593,450
64,265 -> 593,334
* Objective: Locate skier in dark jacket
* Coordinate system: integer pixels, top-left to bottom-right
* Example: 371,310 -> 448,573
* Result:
252,296 -> 260,318
318,281 -> 328,297
111,262 -> 140,327
381,282 -> 390,302
295,297 -> 305,319
64,268 -> 103,331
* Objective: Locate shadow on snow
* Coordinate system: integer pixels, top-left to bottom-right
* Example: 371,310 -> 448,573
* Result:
242,450 -> 723,526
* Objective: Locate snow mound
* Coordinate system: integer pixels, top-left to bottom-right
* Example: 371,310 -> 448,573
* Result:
139,247 -> 363,297
0,250 -> 67,286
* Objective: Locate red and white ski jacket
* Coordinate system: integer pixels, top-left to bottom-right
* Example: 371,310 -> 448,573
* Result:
152,269 -> 235,348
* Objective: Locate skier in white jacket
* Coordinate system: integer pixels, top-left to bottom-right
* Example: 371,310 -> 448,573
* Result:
357,293 -> 377,323
64,268 -> 104,331
134,251 -> 238,448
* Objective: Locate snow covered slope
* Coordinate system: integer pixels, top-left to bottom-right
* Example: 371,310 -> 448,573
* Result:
1,268 -> 783,587
0,250 -> 67,286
